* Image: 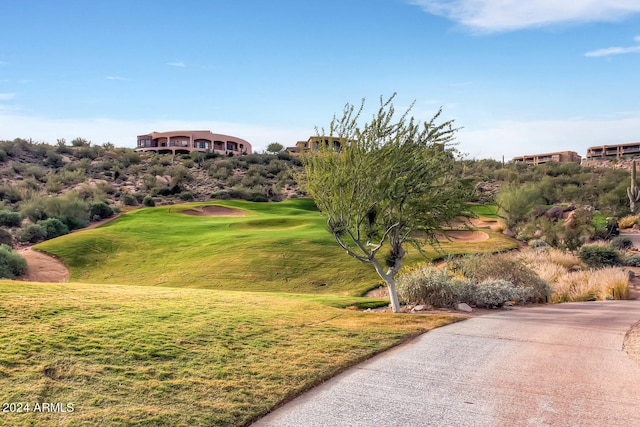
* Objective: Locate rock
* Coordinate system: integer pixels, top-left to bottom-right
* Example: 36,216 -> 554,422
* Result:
456,303 -> 473,313
545,206 -> 563,220
413,305 -> 427,312
503,229 -> 516,238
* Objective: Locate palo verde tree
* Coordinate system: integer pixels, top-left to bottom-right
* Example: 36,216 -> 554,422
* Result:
302,95 -> 472,312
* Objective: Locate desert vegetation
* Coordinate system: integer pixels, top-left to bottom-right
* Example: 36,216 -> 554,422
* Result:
2,130 -> 640,426
398,245 -> 632,308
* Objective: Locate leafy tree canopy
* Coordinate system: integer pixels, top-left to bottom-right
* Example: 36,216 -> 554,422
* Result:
302,94 -> 473,312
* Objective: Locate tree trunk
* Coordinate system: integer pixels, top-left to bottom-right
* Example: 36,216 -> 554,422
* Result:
385,277 -> 401,313
371,259 -> 401,313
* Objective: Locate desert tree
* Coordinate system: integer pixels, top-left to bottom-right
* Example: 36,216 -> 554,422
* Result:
302,94 -> 472,312
266,142 -> 284,154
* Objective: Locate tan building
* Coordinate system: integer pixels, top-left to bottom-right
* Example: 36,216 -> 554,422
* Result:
135,130 -> 252,156
286,136 -> 343,156
512,151 -> 581,165
586,142 -> 640,159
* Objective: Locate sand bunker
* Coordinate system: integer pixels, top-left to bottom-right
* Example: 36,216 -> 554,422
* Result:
436,230 -> 490,243
449,217 -> 497,228
182,205 -> 246,217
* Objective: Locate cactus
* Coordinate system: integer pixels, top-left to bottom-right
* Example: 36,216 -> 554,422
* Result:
627,160 -> 640,214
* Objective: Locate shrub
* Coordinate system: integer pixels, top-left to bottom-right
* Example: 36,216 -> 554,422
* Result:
578,245 -> 621,268
38,218 -> 69,240
528,239 -> 550,249
469,279 -> 527,308
0,244 -> 27,279
618,215 -> 639,229
0,210 -> 21,227
0,229 -> 13,247
17,223 -> 46,243
495,182 -> 540,230
623,254 -> 640,267
397,264 -> 468,307
456,253 -> 550,302
210,190 -> 231,200
611,236 -> 633,251
180,191 -> 194,201
121,193 -> 138,206
228,187 -> 250,200
142,196 -> 155,207
247,193 -> 268,203
89,202 -> 114,221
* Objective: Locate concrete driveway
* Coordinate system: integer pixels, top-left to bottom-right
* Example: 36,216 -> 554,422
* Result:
254,301 -> 640,427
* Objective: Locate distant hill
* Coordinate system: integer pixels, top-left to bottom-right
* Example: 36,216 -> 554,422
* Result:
0,138 -> 304,211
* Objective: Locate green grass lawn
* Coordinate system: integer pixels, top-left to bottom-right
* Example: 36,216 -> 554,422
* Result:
0,281 -> 461,426
9,199 -> 517,426
469,204 -> 500,219
35,199 -> 517,296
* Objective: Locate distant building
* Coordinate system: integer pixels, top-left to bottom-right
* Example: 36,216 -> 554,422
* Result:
512,151 -> 581,165
286,136 -> 343,156
135,130 -> 252,156
586,142 -> 640,159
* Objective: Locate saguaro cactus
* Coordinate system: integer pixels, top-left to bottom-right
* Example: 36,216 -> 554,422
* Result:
627,160 -> 640,214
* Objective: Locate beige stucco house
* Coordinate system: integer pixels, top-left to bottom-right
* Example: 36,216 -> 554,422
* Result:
136,130 -> 252,156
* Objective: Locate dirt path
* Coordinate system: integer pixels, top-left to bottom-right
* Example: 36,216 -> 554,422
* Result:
16,247 -> 69,282
14,214 -> 123,283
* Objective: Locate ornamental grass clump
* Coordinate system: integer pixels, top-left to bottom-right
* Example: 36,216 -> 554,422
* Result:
516,248 -> 582,270
396,263 -> 470,307
550,268 -> 629,302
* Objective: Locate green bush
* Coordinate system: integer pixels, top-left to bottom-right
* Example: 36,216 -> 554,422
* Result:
180,191 -> 194,201
89,202 -> 114,221
20,193 -> 89,230
0,229 -> 13,247
121,193 -> 138,206
247,193 -> 268,203
623,254 -> 640,267
0,210 -> 21,227
0,244 -> 27,279
38,218 -> 69,240
142,196 -> 155,207
611,236 -> 634,251
17,223 -> 46,243
578,245 -> 621,268
210,190 -> 231,200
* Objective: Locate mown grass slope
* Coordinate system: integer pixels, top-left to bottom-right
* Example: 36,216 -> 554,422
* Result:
35,199 -> 517,296
0,281 -> 461,426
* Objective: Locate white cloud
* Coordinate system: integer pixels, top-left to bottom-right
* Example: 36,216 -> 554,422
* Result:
459,114 -> 640,160
0,93 -> 15,101
585,35 -> 640,56
167,62 -> 186,67
0,114 -> 309,152
106,76 -> 127,81
409,0 -> 640,32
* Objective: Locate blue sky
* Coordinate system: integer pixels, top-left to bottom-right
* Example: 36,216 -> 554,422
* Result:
1,0 -> 639,160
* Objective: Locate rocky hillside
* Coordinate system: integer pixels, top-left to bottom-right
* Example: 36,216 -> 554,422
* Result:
0,138 -> 304,210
